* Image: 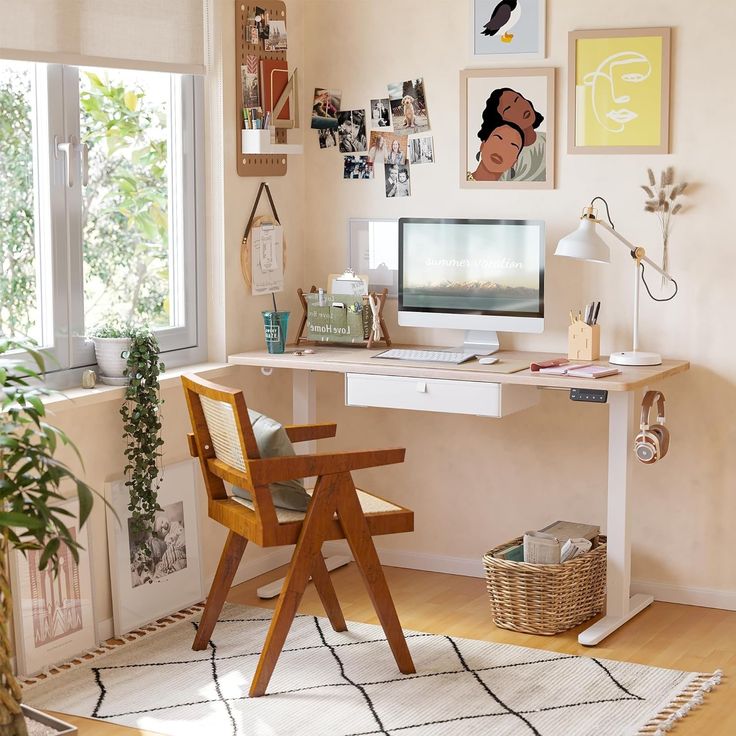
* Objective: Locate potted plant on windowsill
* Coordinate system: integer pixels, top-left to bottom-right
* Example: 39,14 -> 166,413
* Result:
0,339 -> 99,736
88,321 -> 135,385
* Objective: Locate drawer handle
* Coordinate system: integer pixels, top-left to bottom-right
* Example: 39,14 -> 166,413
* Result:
416,382 -> 427,393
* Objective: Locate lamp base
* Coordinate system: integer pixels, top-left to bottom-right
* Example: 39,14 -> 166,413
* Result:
609,351 -> 662,367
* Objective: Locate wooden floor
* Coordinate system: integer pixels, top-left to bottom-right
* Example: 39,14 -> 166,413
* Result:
52,563 -> 734,735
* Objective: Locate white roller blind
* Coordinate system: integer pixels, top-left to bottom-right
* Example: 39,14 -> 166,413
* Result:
0,0 -> 206,74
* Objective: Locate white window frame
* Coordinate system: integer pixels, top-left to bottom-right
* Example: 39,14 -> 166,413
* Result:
1,63 -> 206,387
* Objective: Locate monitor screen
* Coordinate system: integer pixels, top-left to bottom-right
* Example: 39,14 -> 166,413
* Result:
399,218 -> 544,318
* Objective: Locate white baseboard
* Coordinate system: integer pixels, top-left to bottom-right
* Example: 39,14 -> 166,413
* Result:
630,579 -> 736,612
232,547 -> 293,587
322,543 -> 736,612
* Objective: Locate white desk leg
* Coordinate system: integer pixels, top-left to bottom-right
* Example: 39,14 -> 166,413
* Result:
257,369 -> 350,599
578,390 -> 653,645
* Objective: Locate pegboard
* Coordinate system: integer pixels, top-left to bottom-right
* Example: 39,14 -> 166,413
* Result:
235,1 -> 289,177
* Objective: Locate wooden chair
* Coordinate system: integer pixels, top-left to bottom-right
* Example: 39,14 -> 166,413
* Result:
181,374 -> 416,697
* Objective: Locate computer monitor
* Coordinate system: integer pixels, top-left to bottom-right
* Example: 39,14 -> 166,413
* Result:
398,217 -> 545,354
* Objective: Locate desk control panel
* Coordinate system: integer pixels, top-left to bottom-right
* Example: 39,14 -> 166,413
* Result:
345,373 -> 539,418
570,388 -> 609,404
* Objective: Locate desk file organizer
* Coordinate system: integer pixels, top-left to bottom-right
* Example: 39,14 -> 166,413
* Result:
295,286 -> 391,349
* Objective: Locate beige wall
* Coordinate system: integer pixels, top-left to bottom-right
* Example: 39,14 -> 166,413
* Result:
301,1 -> 736,597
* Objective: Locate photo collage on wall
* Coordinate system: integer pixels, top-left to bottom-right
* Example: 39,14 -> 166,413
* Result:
313,77 -> 435,196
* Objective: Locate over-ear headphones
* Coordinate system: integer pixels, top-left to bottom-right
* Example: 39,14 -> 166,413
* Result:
634,391 -> 669,464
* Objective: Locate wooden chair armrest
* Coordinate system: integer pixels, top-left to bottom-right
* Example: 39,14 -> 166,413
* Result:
284,423 -> 337,443
249,448 -> 405,486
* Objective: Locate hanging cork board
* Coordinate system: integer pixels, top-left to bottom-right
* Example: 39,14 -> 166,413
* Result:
235,1 -> 289,177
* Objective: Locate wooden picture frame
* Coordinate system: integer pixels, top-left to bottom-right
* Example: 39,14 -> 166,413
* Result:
105,459 -> 204,636
10,498 -> 97,676
568,27 -> 671,154
469,0 -> 546,63
460,67 -> 555,190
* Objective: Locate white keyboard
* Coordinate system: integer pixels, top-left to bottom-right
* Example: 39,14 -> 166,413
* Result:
375,349 -> 476,364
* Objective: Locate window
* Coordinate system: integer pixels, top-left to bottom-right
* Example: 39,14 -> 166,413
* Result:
0,62 -> 204,379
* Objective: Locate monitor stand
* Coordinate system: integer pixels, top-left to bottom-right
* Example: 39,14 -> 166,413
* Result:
459,330 -> 499,357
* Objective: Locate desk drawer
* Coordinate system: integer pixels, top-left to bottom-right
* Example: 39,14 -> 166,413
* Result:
346,373 -> 508,417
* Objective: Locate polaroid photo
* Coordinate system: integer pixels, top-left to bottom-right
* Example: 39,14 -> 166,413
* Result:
255,7 -> 270,41
241,55 -> 260,108
344,155 -> 374,180
312,88 -> 342,129
388,78 -> 430,136
337,110 -> 367,153
409,135 -> 435,165
369,131 -> 408,164
265,20 -> 287,51
370,98 -> 392,129
384,164 -> 411,198
318,128 -> 338,149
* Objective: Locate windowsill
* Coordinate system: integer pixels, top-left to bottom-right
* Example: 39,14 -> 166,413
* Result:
43,362 -> 233,413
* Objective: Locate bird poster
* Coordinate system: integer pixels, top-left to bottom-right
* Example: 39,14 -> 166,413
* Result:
471,0 -> 545,60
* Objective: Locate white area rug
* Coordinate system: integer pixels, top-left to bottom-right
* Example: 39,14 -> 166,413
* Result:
23,603 -> 720,736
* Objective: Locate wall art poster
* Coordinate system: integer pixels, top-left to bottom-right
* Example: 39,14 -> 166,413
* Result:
10,498 -> 96,675
105,459 -> 203,636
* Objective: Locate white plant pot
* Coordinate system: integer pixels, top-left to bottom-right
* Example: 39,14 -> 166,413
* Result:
91,337 -> 132,385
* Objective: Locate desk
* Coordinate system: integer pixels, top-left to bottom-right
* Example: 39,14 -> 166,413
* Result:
228,347 -> 689,645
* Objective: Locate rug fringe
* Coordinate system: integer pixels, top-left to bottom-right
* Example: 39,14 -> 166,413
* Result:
20,603 -> 205,691
637,669 -> 723,734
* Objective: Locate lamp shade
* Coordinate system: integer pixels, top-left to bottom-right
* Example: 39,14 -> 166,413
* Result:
555,218 -> 610,264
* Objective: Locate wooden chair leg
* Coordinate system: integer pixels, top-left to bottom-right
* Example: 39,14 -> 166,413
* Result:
193,530 -> 247,651
335,473 -> 415,675
311,554 -> 347,632
250,475 -> 340,697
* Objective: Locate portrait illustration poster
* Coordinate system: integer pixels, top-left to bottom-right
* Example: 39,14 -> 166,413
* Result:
471,0 -> 545,59
569,27 -> 671,153
461,68 -> 554,189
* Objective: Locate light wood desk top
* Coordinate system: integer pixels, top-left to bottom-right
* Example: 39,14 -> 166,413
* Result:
228,347 -> 690,392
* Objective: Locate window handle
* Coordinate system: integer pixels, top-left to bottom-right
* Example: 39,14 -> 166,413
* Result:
54,135 -> 78,188
79,142 -> 89,187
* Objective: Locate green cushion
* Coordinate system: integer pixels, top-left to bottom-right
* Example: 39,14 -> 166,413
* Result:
231,409 -> 310,511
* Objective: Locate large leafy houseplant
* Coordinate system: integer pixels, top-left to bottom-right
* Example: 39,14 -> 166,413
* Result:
0,340 -> 95,736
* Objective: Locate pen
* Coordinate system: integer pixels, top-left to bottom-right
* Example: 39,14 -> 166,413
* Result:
569,310 -> 575,325
593,301 -> 601,325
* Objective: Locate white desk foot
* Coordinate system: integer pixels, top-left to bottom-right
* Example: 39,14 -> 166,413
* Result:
578,593 -> 654,646
256,555 -> 352,599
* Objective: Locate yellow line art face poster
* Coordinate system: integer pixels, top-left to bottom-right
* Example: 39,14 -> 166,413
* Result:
571,29 -> 669,152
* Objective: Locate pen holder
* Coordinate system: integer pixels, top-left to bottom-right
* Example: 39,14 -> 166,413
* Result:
568,322 -> 600,361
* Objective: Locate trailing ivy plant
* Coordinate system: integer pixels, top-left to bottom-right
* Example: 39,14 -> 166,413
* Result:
120,328 -> 165,553
0,339 -> 98,736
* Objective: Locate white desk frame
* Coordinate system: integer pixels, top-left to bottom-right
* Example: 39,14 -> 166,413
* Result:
229,348 -> 689,646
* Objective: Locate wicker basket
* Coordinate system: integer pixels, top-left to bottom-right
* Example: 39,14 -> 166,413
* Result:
483,536 -> 606,636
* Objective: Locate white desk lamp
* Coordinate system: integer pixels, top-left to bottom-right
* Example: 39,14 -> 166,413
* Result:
556,198 -> 678,367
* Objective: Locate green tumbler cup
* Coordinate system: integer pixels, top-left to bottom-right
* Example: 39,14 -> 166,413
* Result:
262,311 -> 289,354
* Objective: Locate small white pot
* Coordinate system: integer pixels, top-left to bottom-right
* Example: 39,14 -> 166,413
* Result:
91,337 -> 132,384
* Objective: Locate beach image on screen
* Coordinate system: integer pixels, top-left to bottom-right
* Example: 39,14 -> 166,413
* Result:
401,222 -> 541,314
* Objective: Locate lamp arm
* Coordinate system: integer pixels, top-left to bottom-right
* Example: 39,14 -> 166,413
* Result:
595,219 -> 675,282
595,219 -> 675,283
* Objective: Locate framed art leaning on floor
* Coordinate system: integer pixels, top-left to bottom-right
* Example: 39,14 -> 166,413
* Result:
105,459 -> 204,636
460,67 -> 555,189
10,497 -> 96,676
